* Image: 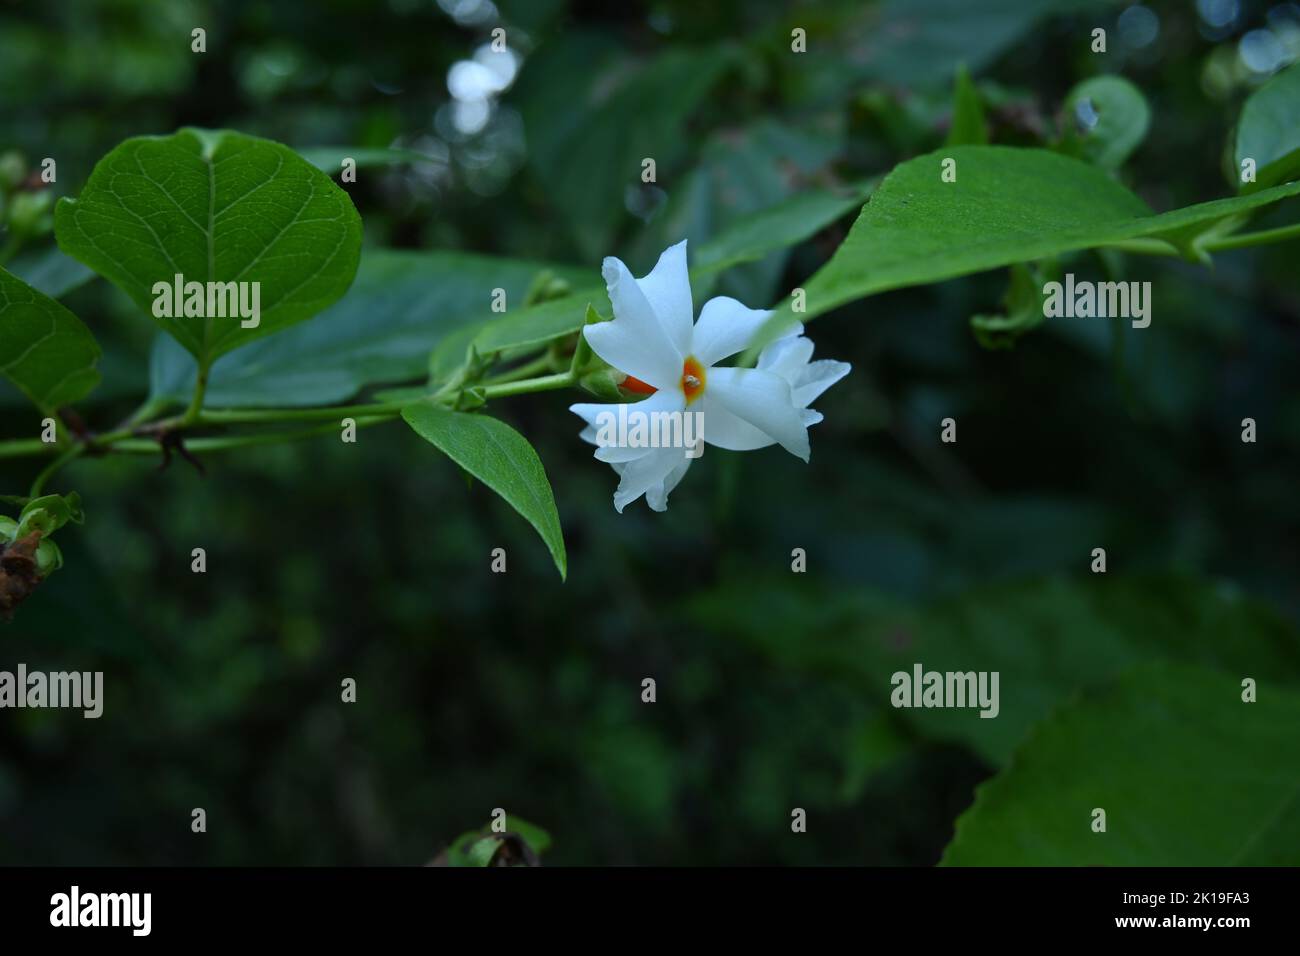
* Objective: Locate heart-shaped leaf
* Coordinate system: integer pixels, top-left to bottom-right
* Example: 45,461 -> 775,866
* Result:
55,128 -> 362,366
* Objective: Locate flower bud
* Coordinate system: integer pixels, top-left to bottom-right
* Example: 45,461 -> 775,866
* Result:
35,539 -> 63,576
579,368 -> 626,401
0,516 -> 17,543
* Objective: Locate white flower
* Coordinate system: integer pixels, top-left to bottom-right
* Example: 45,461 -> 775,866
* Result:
570,240 -> 851,512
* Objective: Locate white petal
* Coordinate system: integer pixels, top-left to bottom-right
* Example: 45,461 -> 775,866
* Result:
698,393 -> 777,451
635,240 -> 693,357
758,333 -> 814,380
587,256 -> 683,388
705,366 -> 810,461
571,390 -> 686,463
569,401 -> 618,429
611,446 -> 684,513
692,296 -> 796,367
792,359 -> 852,408
645,457 -> 693,511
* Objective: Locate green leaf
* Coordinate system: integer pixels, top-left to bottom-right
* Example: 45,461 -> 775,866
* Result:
756,146 -> 1300,344
296,146 -> 445,174
401,404 -> 566,580
689,573 -> 1300,766
517,40 -> 735,259
941,663 -> 1300,865
55,128 -> 362,365
149,249 -> 587,408
1060,75 -> 1150,170
18,492 -> 84,536
628,119 -> 847,306
1235,61 -> 1300,193
0,265 -> 101,413
830,0 -> 1121,92
945,65 -> 988,146
692,178 -> 877,281
463,836 -> 503,867
505,816 -> 552,854
6,246 -> 96,299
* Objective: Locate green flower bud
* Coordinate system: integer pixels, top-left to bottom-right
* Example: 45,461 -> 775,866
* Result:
18,493 -> 79,536
0,151 -> 25,191
16,507 -> 56,537
35,538 -> 63,576
578,367 -> 627,401
456,385 -> 487,410
0,515 -> 18,543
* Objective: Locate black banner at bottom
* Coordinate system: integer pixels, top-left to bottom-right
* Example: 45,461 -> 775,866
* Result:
0,866 -> 1286,941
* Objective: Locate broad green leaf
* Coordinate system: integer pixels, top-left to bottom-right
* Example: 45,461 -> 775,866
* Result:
688,573 -> 1300,766
1061,75 -> 1150,170
1236,61 -> 1300,192
0,265 -> 100,413
401,404 -> 566,580
6,246 -> 96,299
628,119 -> 846,306
55,128 -> 362,364
149,249 -> 587,408
945,65 -> 988,146
756,146 -> 1300,344
517,40 -> 735,258
296,146 -> 444,174
941,663 -> 1300,865
808,0 -> 1121,94
692,178 -> 877,281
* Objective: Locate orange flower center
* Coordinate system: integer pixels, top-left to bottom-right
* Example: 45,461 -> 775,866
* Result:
680,356 -> 706,404
621,357 -> 707,403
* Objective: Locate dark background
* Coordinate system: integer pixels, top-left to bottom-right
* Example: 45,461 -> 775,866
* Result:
1,0 -> 1298,864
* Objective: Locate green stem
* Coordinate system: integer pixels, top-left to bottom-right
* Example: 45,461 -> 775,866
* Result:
179,361 -> 210,426
197,399 -> 410,426
482,353 -> 555,386
111,418 -> 392,453
0,366 -> 584,463
478,370 -> 576,399
29,445 -> 84,497
0,438 -> 53,459
1203,221 -> 1300,251
1100,238 -> 1182,257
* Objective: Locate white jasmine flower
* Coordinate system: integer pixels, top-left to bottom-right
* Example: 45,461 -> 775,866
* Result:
570,240 -> 850,512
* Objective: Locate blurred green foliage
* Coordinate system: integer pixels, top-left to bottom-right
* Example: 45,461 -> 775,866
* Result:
1,0 -> 1299,865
